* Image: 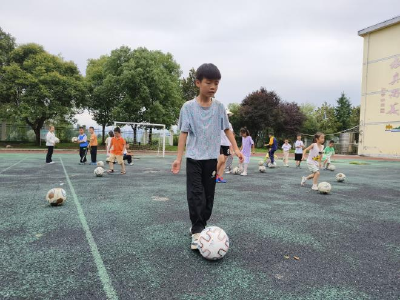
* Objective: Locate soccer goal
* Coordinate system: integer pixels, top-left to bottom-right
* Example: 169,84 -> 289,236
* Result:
113,122 -> 166,157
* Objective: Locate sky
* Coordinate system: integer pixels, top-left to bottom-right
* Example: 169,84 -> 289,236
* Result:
1,0 -> 399,128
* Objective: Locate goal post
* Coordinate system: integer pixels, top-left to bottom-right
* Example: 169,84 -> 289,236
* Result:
113,121 -> 166,157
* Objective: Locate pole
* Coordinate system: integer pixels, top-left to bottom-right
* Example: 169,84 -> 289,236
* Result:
163,125 -> 166,158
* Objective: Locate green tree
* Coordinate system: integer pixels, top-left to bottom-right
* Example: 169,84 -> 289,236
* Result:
227,103 -> 242,132
0,43 -> 86,144
335,92 -> 352,131
0,27 -> 16,68
86,56 -> 115,145
300,103 -> 318,134
315,102 -> 339,134
275,101 -> 305,140
180,68 -> 198,101
349,105 -> 360,129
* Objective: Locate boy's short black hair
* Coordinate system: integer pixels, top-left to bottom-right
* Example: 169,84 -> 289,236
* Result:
196,63 -> 221,81
297,134 -> 301,137
108,130 -> 114,137
89,126 -> 94,130
114,127 -> 121,133
329,140 -> 334,144
79,126 -> 84,130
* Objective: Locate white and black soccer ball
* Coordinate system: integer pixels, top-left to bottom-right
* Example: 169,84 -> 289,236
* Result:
258,160 -> 265,166
46,188 -> 66,206
327,164 -> 336,171
198,226 -> 229,260
232,167 -> 241,175
55,137 -> 60,143
71,137 -> 78,143
97,161 -> 104,167
318,182 -> 332,194
94,167 -> 105,177
336,173 -> 346,182
259,166 -> 267,173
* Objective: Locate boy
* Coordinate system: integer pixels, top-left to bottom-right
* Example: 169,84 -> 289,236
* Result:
123,143 -> 134,166
216,109 -> 234,183
107,127 -> 126,174
294,134 -> 305,168
266,133 -> 278,165
323,140 -> 335,169
89,126 -> 98,165
282,139 -> 291,167
76,127 -> 88,165
45,125 -> 58,164
171,63 -> 244,250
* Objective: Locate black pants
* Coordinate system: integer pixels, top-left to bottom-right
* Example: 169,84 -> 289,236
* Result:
186,158 -> 217,234
46,146 -> 54,163
79,147 -> 87,163
123,154 -> 132,164
90,146 -> 97,163
269,148 -> 277,164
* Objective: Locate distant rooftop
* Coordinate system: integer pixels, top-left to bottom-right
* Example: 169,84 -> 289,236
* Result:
358,16 -> 400,36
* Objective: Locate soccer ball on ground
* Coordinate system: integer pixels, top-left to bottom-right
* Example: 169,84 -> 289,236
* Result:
327,164 -> 336,171
94,167 -> 105,177
259,166 -> 267,173
232,167 -> 241,175
318,182 -> 332,194
97,161 -> 104,167
258,160 -> 265,166
336,173 -> 346,182
71,137 -> 78,143
46,188 -> 66,206
198,226 -> 229,260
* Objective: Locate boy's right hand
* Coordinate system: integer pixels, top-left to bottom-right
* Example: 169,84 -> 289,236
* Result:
171,160 -> 181,174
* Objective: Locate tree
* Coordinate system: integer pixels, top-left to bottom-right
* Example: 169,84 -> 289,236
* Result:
180,68 -> 198,101
227,103 -> 242,132
335,92 -> 352,131
315,102 -> 339,134
239,87 -> 281,145
349,105 -> 360,129
0,43 -> 86,144
86,56 -> 115,145
300,103 -> 318,134
275,101 -> 305,140
0,27 -> 16,68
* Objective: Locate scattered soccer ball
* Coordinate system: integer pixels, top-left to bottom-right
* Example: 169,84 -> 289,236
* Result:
55,138 -> 60,143
232,167 -> 241,175
259,166 -> 267,173
318,182 -> 332,194
198,226 -> 229,260
268,162 -> 277,168
94,167 -> 105,177
327,164 -> 336,171
97,161 -> 104,167
46,188 -> 66,206
336,173 -> 346,182
258,160 -> 265,166
71,137 -> 78,143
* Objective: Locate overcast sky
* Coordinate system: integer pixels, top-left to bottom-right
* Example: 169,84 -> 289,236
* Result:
1,0 -> 399,127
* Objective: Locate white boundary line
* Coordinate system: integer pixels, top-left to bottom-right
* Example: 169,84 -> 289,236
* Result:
0,158 -> 27,174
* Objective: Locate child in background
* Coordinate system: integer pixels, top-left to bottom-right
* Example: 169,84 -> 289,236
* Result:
301,132 -> 325,190
323,140 -> 335,169
45,125 -> 58,164
294,134 -> 305,168
89,126 -> 98,165
107,127 -> 126,174
216,110 -> 234,183
123,143 -> 134,166
282,139 -> 291,167
239,127 -> 254,176
267,133 -> 278,165
105,130 -> 114,162
76,127 -> 88,165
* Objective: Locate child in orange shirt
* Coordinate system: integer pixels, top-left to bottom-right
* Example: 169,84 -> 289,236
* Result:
89,126 -> 98,165
107,127 -> 126,174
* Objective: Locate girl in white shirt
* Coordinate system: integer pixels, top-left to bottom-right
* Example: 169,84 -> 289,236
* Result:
105,130 -> 114,161
45,126 -> 59,164
281,139 -> 291,167
301,132 -> 325,190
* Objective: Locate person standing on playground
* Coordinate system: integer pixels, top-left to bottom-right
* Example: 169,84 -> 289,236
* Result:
88,126 -> 98,165
282,139 -> 291,167
267,133 -> 278,165
45,125 -> 58,164
216,109 -> 234,183
171,63 -> 244,250
76,127 -> 88,165
301,132 -> 325,190
107,127 -> 127,174
239,127 -> 254,176
294,134 -> 305,168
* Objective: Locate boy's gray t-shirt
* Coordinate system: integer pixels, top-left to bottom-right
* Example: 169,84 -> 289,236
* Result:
178,99 -> 230,160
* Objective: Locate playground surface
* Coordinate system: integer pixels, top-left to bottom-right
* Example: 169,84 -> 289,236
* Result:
0,152 -> 399,300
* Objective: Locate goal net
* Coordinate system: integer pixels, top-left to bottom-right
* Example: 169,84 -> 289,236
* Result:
113,122 -> 166,157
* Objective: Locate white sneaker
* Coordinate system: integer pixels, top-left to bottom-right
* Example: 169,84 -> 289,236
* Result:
240,172 -> 247,176
301,176 -> 307,186
225,170 -> 231,174
191,233 -> 201,250
46,162 -> 55,164
312,184 -> 319,191
129,163 -> 134,166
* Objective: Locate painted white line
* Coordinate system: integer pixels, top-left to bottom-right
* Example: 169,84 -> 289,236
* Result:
0,158 -> 27,174
60,158 -> 118,300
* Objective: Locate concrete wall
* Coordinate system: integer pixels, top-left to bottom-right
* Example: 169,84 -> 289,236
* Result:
359,23 -> 400,158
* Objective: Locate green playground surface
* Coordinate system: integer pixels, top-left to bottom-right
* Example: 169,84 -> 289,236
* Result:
0,153 -> 399,300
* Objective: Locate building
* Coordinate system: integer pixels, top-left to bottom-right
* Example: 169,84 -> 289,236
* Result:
358,16 -> 400,158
